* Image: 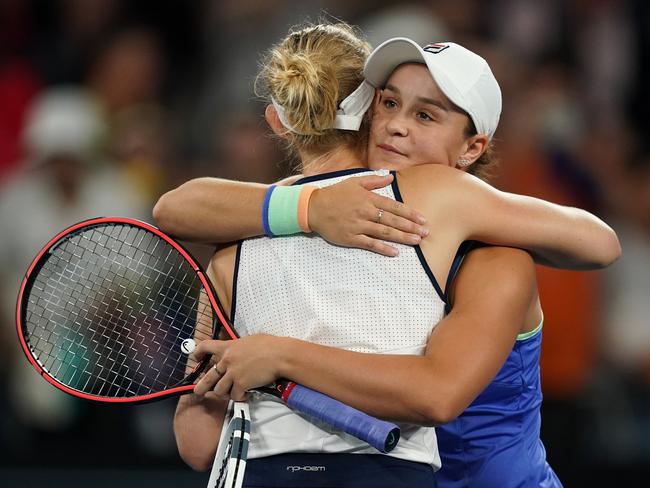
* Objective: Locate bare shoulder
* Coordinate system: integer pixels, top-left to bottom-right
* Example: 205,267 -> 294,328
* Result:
395,164 -> 485,212
451,245 -> 541,334
465,245 -> 535,267
453,246 -> 537,299
463,245 -> 536,279
457,245 -> 537,296
396,164 -> 476,190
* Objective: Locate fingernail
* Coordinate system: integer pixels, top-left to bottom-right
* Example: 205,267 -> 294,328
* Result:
410,235 -> 421,244
420,227 -> 429,237
417,214 -> 427,224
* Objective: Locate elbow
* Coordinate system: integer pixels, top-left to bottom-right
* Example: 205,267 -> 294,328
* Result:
151,195 -> 164,225
593,228 -> 622,269
421,402 -> 462,426
152,191 -> 176,233
175,430 -> 216,472
604,231 -> 622,267
173,412 -> 216,472
413,394 -> 464,426
178,447 -> 213,472
403,377 -> 466,425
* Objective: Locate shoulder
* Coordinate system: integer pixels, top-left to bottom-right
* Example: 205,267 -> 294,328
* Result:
394,164 -> 487,212
394,165 -> 494,245
393,165 -> 459,217
454,245 -> 537,301
465,245 -> 535,268
464,245 -> 536,282
396,164 -> 478,190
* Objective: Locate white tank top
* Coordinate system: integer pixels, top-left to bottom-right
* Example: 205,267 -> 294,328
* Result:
232,168 -> 445,469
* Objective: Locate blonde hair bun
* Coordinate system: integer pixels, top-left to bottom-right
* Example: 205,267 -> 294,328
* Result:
257,22 -> 370,151
271,50 -> 338,136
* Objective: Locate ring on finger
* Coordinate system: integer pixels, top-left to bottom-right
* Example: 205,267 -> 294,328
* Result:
376,208 -> 384,223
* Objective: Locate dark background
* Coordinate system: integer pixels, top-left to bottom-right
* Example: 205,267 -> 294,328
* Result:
1,1 -> 649,486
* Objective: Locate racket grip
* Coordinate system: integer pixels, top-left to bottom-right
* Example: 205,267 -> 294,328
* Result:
284,383 -> 400,453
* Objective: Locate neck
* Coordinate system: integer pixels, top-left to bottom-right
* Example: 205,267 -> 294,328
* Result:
299,145 -> 366,177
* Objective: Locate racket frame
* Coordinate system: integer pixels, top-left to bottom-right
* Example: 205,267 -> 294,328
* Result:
207,401 -> 251,488
16,216 -> 237,403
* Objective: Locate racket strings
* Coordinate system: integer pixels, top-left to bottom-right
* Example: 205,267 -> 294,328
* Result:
56,229 -> 197,391
22,223 -> 215,398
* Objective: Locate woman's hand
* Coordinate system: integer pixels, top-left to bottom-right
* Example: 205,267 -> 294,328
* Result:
308,174 -> 429,256
192,335 -> 286,401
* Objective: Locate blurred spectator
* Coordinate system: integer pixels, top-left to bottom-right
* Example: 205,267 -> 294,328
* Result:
185,0 -> 351,168
491,0 -> 565,60
589,144 -> 650,463
208,109 -> 287,183
573,0 -> 635,121
359,2 -> 448,47
0,59 -> 41,180
85,25 -> 172,206
0,0 -> 42,179
31,0 -> 124,85
109,103 -> 172,205
0,87 -> 148,452
86,26 -> 164,115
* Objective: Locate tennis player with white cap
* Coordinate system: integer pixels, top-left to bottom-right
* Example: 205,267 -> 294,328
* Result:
360,37 -> 564,488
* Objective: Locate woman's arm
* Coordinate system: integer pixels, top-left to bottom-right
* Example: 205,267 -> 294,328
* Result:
173,272 -> 233,472
153,178 -> 269,243
193,246 -> 535,425
174,393 -> 228,471
397,164 -> 621,270
153,174 -> 428,255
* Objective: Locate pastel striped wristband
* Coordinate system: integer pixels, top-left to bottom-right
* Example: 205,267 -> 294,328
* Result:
262,185 -> 317,237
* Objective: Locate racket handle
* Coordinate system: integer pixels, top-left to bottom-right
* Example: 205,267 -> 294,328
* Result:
283,383 -> 400,453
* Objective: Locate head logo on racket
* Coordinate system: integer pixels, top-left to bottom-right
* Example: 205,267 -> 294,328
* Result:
181,338 -> 196,355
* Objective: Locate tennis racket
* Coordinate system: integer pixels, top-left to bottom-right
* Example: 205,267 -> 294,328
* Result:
207,401 -> 250,488
16,217 -> 400,453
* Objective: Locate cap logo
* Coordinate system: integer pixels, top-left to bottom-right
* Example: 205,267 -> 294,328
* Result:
423,43 -> 450,54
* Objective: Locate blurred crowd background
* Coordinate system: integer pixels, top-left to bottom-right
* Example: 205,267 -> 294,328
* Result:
0,0 -> 649,486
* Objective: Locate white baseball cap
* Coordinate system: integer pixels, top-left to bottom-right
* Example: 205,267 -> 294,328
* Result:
364,37 -> 502,140
23,87 -> 105,163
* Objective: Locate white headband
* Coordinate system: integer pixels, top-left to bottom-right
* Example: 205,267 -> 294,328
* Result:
334,80 -> 375,130
272,80 -> 375,135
